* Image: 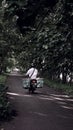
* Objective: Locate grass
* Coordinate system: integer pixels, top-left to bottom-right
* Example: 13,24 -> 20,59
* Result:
0,75 -> 7,84
44,78 -> 73,95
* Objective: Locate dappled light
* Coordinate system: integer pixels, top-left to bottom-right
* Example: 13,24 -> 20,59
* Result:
29,111 -> 48,117
50,94 -> 69,98
56,101 -> 67,105
50,96 -> 64,101
7,92 -> 32,97
7,91 -> 73,111
49,94 -> 73,110
61,106 -> 73,110
39,96 -> 54,101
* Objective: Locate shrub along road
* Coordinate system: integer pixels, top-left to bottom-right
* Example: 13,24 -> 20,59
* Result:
0,72 -> 73,130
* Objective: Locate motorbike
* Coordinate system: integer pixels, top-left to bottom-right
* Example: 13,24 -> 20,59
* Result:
29,79 -> 37,93
22,77 -> 43,94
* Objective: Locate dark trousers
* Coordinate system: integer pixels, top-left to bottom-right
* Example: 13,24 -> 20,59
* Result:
29,79 -> 37,91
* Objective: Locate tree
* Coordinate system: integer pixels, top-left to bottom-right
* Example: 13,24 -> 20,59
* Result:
0,0 -> 73,84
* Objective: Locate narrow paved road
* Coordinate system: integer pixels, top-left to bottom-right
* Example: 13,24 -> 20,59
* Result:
0,74 -> 73,130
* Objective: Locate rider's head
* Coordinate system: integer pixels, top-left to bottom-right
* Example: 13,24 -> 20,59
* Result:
31,63 -> 35,68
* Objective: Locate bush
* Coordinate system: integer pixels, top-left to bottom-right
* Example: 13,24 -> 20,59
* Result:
44,78 -> 73,95
0,75 -> 6,84
0,75 -> 12,120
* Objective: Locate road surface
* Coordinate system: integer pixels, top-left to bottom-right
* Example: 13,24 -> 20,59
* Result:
0,73 -> 73,130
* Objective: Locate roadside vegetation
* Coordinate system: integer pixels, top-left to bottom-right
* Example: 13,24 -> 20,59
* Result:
45,78 -> 73,95
0,75 -> 6,84
0,74 -> 12,120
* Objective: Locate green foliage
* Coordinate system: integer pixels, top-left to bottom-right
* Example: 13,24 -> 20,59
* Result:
0,0 -> 73,84
45,78 -> 73,95
10,0 -> 73,83
0,75 -> 11,120
0,75 -> 6,84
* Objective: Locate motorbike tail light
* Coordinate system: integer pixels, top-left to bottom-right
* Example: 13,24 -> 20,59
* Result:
32,80 -> 36,83
32,79 -> 37,83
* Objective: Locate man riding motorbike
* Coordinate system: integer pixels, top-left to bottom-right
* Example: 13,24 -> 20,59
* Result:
25,64 -> 38,93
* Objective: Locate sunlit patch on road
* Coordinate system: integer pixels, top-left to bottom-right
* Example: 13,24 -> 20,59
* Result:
7,92 -> 32,97
61,105 -> 73,110
57,101 -> 67,105
49,96 -> 64,101
49,94 -> 73,110
29,111 -> 48,117
50,94 -> 69,98
38,96 -> 54,101
7,91 -> 73,111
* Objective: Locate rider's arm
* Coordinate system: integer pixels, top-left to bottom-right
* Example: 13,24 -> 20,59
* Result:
25,69 -> 30,78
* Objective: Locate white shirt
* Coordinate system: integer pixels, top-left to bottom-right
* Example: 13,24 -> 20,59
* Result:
26,67 -> 38,79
